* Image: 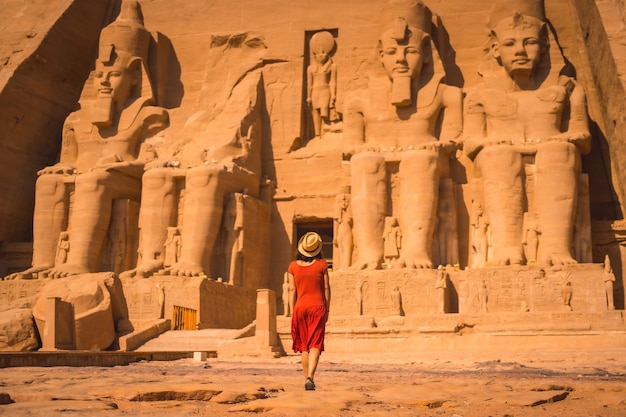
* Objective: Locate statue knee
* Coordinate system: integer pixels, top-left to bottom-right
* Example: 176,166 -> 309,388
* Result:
476,145 -> 521,180
75,170 -> 111,193
186,165 -> 223,188
35,175 -> 65,197
143,168 -> 174,190
351,152 -> 385,175
537,141 -> 578,166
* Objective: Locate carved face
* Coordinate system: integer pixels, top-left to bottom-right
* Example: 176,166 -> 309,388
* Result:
313,50 -> 329,65
93,58 -> 138,103
493,19 -> 546,77
379,28 -> 426,80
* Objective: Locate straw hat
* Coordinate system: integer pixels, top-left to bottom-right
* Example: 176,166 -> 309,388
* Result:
297,232 -> 322,257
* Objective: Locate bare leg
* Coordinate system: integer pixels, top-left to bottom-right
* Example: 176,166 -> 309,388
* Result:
122,168 -> 177,278
397,149 -> 439,269
311,109 -> 321,138
476,145 -> 524,265
307,348 -> 321,380
7,174 -> 69,279
169,166 -> 258,277
535,141 -> 578,266
349,152 -> 386,270
301,350 -> 310,378
49,171 -> 141,278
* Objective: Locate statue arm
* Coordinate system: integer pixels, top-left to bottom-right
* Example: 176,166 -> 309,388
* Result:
562,78 -> 591,154
462,92 -> 488,161
329,63 -> 337,107
39,116 -> 78,175
440,85 -> 463,143
342,94 -> 371,158
95,107 -> 169,177
306,65 -> 314,104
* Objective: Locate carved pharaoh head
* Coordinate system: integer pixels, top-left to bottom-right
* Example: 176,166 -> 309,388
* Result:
93,0 -> 153,112
377,0 -> 433,106
488,0 -> 549,79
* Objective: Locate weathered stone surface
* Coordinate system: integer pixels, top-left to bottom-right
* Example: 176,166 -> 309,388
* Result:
0,308 -> 38,351
1,0 -> 626,353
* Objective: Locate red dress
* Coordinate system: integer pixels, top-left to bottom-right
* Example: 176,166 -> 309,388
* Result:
289,259 -> 328,353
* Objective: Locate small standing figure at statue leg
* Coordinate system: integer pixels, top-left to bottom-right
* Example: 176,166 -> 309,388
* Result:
603,254 -> 616,310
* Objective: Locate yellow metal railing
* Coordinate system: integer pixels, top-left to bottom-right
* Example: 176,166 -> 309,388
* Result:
172,305 -> 197,330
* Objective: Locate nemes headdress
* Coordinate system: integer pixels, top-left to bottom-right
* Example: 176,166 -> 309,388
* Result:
98,0 -> 150,66
380,0 -> 432,39
488,0 -> 545,29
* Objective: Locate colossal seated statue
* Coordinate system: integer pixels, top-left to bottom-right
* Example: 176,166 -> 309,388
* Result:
464,0 -> 591,267
122,32 -> 267,279
8,0 -> 168,279
342,0 -> 462,270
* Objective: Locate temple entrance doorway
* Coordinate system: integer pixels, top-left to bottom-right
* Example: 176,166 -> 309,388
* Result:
294,220 -> 334,269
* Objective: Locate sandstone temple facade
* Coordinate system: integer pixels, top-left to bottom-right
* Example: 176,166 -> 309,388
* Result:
0,0 -> 625,353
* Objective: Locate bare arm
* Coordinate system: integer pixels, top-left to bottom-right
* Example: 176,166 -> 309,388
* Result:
462,90 -> 488,161
329,63 -> 337,108
440,85 -> 463,143
324,268 -> 331,319
288,272 -> 296,315
564,78 -> 591,154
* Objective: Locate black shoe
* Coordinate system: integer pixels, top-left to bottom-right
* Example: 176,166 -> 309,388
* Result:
305,377 -> 316,391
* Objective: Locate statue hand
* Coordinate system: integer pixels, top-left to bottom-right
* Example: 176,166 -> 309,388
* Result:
463,136 -> 488,160
37,163 -> 76,176
547,130 -> 591,148
342,143 -> 380,159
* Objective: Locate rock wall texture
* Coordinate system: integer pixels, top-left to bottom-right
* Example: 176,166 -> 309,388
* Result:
0,0 -> 625,312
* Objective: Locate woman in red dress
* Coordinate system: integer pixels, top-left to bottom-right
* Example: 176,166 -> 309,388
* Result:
288,232 -> 331,391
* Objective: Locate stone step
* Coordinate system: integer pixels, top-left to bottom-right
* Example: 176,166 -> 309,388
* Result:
135,329 -> 242,352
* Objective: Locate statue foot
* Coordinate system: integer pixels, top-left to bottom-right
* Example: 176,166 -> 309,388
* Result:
47,264 -> 91,279
398,257 -> 433,269
5,264 -> 53,280
120,260 -> 164,279
541,253 -> 577,267
165,261 -> 207,277
488,249 -> 524,266
350,260 -> 381,270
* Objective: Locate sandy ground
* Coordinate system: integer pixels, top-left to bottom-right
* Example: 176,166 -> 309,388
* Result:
1,349 -> 625,417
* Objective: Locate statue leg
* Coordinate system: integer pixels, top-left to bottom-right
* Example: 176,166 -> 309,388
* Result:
475,145 -> 524,265
349,152 -> 386,270
311,109 -> 322,138
397,149 -> 439,269
338,223 -> 353,271
8,174 -> 69,279
49,171 -> 141,277
170,165 -> 258,277
535,141 -> 579,266
122,168 -> 177,278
